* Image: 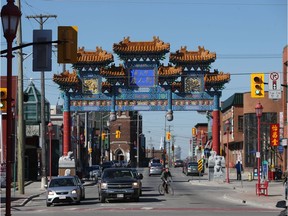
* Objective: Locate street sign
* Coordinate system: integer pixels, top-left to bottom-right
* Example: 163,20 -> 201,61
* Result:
198,159 -> 203,172
270,123 -> 280,146
268,72 -> 281,99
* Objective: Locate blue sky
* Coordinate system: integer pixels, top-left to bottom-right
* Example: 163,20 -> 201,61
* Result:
1,0 -> 287,158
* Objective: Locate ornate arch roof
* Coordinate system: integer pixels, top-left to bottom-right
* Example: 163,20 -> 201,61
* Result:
77,46 -> 114,63
113,36 -> 170,55
158,65 -> 182,77
99,64 -> 126,78
169,46 -> 216,64
53,70 -> 81,91
204,70 -> 231,90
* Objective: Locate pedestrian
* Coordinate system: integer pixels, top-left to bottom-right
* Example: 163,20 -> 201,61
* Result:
283,173 -> 288,200
235,161 -> 243,180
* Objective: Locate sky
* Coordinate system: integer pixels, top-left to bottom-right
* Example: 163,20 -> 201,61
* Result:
1,0 -> 287,159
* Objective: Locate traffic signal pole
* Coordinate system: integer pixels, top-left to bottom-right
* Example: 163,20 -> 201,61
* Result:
26,14 -> 57,189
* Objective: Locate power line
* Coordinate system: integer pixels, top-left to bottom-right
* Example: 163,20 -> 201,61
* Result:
33,0 -> 287,6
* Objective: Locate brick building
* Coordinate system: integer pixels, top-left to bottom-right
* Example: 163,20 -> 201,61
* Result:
220,92 -> 282,170
109,111 -> 145,167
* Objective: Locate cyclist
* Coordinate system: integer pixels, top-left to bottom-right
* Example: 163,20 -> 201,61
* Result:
160,167 -> 172,193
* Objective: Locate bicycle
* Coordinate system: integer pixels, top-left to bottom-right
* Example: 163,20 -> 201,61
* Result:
158,179 -> 174,195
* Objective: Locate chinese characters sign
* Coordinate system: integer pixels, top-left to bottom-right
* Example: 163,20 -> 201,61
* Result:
129,69 -> 155,87
270,123 -> 279,147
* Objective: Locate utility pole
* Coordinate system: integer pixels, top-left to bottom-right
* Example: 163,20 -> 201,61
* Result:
26,14 -> 57,189
76,113 -> 80,174
16,0 -> 25,195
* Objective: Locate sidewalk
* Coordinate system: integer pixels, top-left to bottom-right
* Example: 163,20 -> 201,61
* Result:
189,171 -> 285,210
0,181 -> 46,208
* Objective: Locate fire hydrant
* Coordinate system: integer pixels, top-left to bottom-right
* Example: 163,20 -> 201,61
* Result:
248,172 -> 252,181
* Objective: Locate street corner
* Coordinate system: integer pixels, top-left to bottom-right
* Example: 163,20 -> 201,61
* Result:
223,191 -> 280,210
1,195 -> 28,208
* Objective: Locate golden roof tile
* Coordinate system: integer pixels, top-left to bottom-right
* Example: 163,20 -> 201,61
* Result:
113,36 -> 170,54
53,70 -> 80,86
100,64 -> 126,77
170,46 -> 216,63
204,71 -> 230,84
77,46 -> 114,63
158,65 -> 182,76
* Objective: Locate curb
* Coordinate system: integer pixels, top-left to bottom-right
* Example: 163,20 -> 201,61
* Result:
223,193 -> 278,210
13,191 -> 46,207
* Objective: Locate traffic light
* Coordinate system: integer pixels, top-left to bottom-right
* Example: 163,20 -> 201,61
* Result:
192,127 -> 196,137
166,132 -> 171,141
251,73 -> 265,98
0,88 -> 7,112
101,132 -> 106,140
116,130 -> 121,139
58,26 -> 78,63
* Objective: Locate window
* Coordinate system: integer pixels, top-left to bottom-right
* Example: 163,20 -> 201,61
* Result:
238,116 -> 243,132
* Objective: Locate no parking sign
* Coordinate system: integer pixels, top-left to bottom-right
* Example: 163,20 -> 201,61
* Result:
268,72 -> 281,99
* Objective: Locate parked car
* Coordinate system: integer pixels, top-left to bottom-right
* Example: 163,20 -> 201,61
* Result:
101,161 -> 115,171
88,165 -> 102,180
45,175 -> 85,207
149,163 -> 163,176
183,161 -> 203,176
174,159 -> 184,168
98,168 -> 142,203
148,158 -> 161,167
112,160 -> 121,167
0,175 -> 6,188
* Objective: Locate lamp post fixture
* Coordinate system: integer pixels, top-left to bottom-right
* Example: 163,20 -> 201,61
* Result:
47,122 -> 54,181
225,120 -> 231,183
1,1 -> 21,215
255,102 -> 263,194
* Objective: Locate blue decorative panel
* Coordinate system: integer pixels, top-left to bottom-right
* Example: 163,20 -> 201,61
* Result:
129,69 -> 155,87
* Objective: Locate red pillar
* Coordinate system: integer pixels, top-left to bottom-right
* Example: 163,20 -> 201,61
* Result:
63,111 -> 70,156
212,110 -> 220,155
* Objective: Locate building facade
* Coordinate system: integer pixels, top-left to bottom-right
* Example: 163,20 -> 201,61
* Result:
221,92 -> 283,171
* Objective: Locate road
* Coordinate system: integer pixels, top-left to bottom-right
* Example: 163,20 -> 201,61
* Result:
8,168 -> 283,216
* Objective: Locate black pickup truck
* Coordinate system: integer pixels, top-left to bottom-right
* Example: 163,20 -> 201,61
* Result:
98,168 -> 143,203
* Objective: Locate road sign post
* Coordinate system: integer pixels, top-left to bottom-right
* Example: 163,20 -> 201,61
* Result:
268,72 -> 281,99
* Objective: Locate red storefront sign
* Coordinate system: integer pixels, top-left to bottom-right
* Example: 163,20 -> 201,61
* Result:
270,123 -> 279,146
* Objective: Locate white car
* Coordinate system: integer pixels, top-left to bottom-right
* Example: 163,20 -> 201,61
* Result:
45,175 -> 85,207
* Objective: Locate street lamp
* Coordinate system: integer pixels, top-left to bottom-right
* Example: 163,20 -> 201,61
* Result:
255,102 -> 263,194
163,114 -> 167,168
1,1 -> 21,216
47,122 -> 54,181
225,120 -> 231,183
